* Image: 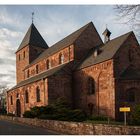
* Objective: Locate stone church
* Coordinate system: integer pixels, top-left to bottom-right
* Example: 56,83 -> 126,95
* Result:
7,21 -> 140,120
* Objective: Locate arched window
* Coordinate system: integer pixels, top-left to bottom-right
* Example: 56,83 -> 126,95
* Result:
59,53 -> 64,64
25,90 -> 29,103
88,77 -> 95,95
10,96 -> 13,105
23,51 -> 25,59
126,88 -> 136,102
46,59 -> 51,69
36,87 -> 40,102
19,54 -> 20,61
27,69 -> 30,78
16,93 -> 19,98
36,64 -> 39,74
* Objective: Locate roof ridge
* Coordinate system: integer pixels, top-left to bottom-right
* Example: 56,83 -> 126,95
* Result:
109,31 -> 133,43
50,21 -> 92,47
24,22 -> 93,69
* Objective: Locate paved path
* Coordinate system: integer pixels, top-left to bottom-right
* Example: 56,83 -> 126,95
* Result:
0,120 -> 59,135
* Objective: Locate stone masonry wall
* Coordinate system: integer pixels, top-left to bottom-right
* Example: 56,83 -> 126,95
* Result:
113,33 -> 140,120
0,115 -> 140,135
7,78 -> 48,116
74,23 -> 103,62
16,46 -> 30,84
24,45 -> 74,79
74,59 -> 115,119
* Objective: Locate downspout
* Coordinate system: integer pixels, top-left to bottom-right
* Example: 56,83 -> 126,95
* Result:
97,71 -> 102,115
6,92 -> 9,114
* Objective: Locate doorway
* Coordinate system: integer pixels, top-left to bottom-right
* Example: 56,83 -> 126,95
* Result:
16,99 -> 21,117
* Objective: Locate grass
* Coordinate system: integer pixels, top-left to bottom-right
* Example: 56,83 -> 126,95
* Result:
84,120 -> 124,125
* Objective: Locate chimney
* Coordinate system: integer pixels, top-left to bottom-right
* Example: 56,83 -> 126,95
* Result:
102,28 -> 111,43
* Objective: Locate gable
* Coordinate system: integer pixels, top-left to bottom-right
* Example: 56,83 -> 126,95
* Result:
77,31 -> 133,70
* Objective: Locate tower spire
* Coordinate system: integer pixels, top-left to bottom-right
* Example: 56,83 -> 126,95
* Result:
102,26 -> 111,44
32,12 -> 34,23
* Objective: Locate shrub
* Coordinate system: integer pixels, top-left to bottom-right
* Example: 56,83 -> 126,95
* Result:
7,113 -> 15,117
23,97 -> 87,122
87,115 -> 108,121
23,110 -> 35,118
66,109 -> 87,122
0,108 -> 7,114
129,105 -> 140,125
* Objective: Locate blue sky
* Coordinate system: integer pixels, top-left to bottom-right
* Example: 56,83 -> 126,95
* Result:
0,5 -> 136,88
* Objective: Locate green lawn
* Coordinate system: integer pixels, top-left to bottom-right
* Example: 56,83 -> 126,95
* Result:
84,120 -> 124,125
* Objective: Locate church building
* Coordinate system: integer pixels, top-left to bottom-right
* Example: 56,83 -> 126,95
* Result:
7,21 -> 140,120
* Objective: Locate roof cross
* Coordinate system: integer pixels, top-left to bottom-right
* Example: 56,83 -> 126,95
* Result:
32,12 -> 34,23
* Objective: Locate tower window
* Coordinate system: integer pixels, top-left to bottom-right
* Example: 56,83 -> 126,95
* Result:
59,53 -> 64,64
23,51 -> 25,59
88,77 -> 95,95
36,64 -> 39,74
36,87 -> 40,102
10,96 -> 13,105
25,90 -> 29,103
19,54 -> 20,61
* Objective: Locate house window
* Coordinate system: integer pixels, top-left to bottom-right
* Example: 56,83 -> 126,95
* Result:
36,64 -> 39,74
23,51 -> 25,59
36,87 -> 40,102
46,59 -> 51,69
59,53 -> 64,64
10,96 -> 13,105
25,90 -> 29,103
19,54 -> 20,61
27,69 -> 30,78
88,77 -> 95,95
126,88 -> 136,102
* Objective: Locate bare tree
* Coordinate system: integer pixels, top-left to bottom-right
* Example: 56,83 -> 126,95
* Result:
115,5 -> 140,40
0,85 -> 8,95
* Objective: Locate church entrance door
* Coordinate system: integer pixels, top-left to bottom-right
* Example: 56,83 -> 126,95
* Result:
16,99 -> 21,117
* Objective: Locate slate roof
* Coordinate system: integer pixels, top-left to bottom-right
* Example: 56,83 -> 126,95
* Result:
16,23 -> 48,52
24,22 -> 93,69
9,62 -> 72,91
120,66 -> 140,80
77,31 -> 133,70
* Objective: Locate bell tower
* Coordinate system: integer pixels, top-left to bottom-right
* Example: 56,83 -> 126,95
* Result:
102,28 -> 111,43
16,23 -> 48,84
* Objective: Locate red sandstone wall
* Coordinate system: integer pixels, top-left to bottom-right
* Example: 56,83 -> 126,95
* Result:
29,45 -> 47,63
16,46 -> 30,84
48,74 -> 72,105
16,45 -> 47,83
74,60 -> 115,118
7,79 -> 48,116
113,33 -> 140,120
74,23 -> 103,62
114,33 -> 140,77
24,45 -> 74,79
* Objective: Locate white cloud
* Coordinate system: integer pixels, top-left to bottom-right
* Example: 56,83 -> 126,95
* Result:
0,28 -> 23,39
0,7 -> 22,27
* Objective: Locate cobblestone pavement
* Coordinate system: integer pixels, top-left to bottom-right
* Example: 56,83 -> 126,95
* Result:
0,120 -> 59,135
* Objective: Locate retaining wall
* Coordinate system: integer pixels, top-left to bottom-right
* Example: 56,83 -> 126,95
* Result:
0,115 -> 140,135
